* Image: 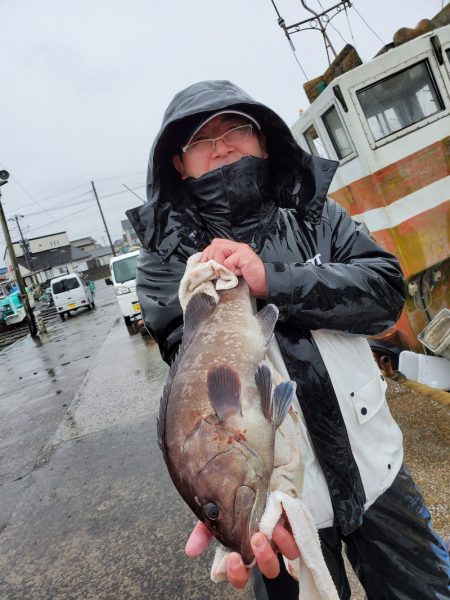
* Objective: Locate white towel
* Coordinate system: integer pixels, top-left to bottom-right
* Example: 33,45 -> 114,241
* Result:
179,252 -> 238,310
180,253 -> 338,600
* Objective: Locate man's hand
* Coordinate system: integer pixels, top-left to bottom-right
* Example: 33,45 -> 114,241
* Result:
185,521 -> 299,588
201,238 -> 267,298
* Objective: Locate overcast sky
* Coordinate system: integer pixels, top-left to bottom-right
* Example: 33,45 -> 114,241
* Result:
1,0 -> 445,265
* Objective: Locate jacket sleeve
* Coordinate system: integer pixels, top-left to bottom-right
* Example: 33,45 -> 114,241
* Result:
264,200 -> 406,335
136,249 -> 186,364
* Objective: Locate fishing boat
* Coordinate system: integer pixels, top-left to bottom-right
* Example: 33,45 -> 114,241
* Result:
287,4 -> 450,363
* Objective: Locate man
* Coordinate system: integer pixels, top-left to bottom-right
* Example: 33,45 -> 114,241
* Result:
127,80 -> 450,599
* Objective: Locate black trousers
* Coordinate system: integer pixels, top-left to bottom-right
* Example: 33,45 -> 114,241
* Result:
258,466 -> 450,599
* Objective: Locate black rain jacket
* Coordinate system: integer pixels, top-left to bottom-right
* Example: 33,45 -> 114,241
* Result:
126,80 -> 406,535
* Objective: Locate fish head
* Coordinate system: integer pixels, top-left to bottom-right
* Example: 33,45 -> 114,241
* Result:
184,418 -> 270,565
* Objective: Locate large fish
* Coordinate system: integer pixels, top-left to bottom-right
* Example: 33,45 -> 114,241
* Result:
157,279 -> 296,563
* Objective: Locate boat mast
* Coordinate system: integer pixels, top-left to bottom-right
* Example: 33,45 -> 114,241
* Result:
271,0 -> 352,65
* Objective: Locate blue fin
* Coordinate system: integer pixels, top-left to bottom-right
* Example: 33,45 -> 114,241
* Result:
255,362 -> 295,428
272,381 -> 296,429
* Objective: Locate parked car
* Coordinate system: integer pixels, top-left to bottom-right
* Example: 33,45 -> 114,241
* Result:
50,273 -> 95,320
108,250 -> 140,326
44,286 -> 53,305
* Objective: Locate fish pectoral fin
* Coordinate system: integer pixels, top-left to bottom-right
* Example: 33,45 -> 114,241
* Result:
255,304 -> 278,346
255,363 -> 295,428
207,365 -> 242,422
272,381 -> 296,429
255,362 -> 273,422
183,293 -> 216,343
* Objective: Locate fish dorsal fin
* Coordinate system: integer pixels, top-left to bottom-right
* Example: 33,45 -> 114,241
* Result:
256,304 -> 279,346
183,293 -> 216,344
255,362 -> 273,422
255,361 -> 296,429
207,365 -> 241,423
272,381 -> 296,429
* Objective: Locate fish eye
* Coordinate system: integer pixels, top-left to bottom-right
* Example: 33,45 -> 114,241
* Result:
204,502 -> 219,521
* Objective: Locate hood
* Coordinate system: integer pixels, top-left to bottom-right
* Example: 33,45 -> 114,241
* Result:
126,80 -> 338,254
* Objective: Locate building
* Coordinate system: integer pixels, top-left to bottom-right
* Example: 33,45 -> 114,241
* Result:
71,236 -> 101,254
121,219 -> 140,250
86,246 -> 114,268
4,231 -> 105,285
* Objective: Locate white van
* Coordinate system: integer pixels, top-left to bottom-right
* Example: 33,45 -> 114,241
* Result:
109,250 -> 141,325
51,273 -> 95,320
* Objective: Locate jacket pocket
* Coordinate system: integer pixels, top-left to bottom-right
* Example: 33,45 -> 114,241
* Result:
350,374 -> 387,425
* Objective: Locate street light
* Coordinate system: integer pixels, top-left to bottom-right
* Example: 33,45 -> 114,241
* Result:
0,170 -> 37,337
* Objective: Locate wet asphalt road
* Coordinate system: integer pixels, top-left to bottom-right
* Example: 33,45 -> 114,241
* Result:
0,281 -> 448,600
0,281 -> 253,600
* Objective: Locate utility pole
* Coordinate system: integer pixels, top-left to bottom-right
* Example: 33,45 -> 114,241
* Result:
8,214 -> 36,285
0,171 -> 37,337
91,180 -> 116,256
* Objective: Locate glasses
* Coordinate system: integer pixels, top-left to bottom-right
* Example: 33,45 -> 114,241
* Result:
182,124 -> 255,156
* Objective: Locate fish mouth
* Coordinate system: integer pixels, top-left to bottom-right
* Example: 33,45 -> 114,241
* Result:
233,485 -> 261,565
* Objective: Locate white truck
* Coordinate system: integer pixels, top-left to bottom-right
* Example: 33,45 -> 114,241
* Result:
109,250 -> 141,326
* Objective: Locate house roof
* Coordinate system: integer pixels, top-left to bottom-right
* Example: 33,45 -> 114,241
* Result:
15,231 -> 67,242
15,244 -> 90,272
88,246 -> 113,258
70,246 -> 91,261
16,245 -> 73,272
71,236 -> 97,246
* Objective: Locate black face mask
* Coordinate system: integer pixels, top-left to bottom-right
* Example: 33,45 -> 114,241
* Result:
182,156 -> 276,243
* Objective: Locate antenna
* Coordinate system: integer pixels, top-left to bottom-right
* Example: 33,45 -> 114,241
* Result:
271,0 -> 352,66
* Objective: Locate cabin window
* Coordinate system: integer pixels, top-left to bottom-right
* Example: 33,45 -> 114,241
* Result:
321,106 -> 353,159
357,60 -> 444,141
446,48 -> 450,66
304,125 -> 329,158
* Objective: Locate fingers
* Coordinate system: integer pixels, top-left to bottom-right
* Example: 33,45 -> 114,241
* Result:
272,523 -> 299,561
185,521 -> 213,557
201,239 -> 247,265
251,532 -> 280,579
226,553 -> 250,588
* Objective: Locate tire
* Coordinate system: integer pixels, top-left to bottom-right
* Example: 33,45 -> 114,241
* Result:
59,313 -> 65,321
124,315 -> 131,326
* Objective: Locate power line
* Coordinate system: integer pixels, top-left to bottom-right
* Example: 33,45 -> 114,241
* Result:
23,197 -> 96,218
24,204 -> 97,235
351,4 -> 385,45
0,170 -> 146,213
99,184 -> 145,200
344,4 -> 356,48
269,0 -> 309,79
0,162 -> 62,227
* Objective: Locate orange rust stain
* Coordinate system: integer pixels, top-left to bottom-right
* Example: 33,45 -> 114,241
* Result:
371,202 -> 450,278
330,136 -> 450,214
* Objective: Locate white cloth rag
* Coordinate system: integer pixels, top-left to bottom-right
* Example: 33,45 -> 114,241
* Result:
180,252 -> 338,600
179,253 -> 238,311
